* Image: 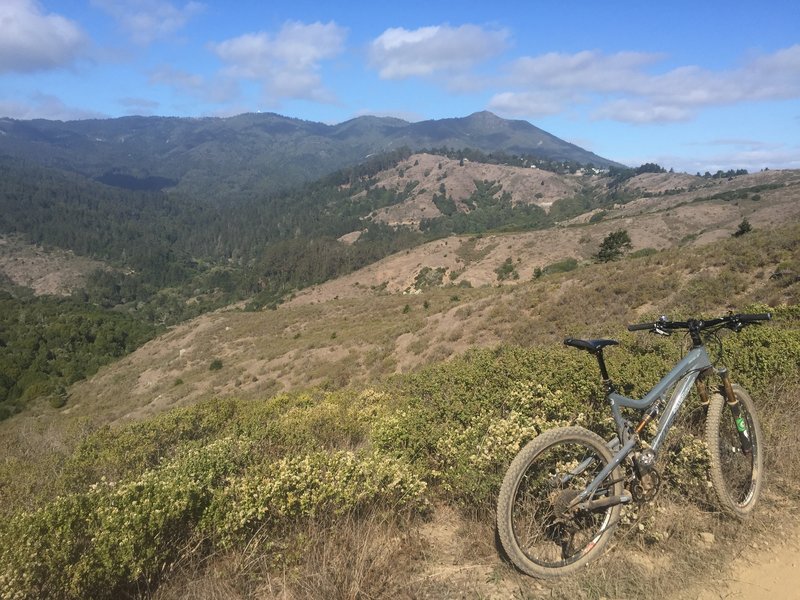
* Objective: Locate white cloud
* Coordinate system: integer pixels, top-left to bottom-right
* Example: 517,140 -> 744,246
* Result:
490,45 -> 800,124
592,99 -> 694,124
661,148 -> 800,174
508,50 -> 660,92
620,138 -> 800,173
368,24 -> 509,80
0,0 -> 87,73
488,91 -> 572,118
0,93 -> 105,120
735,44 -> 800,102
210,21 -> 347,104
91,0 -> 204,45
148,64 -> 237,104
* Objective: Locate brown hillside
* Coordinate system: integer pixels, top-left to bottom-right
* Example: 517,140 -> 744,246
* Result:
298,169 -> 800,304
362,153 -> 587,226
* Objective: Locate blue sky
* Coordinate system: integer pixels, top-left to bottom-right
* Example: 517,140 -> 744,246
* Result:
1,0 -> 799,173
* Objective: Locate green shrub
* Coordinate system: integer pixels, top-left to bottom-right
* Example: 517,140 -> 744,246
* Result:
630,247 -> 658,258
47,393 -> 67,410
209,359 -> 223,371
589,210 -> 607,223
414,266 -> 446,289
204,450 -> 427,547
596,229 -> 632,262
0,434 -> 426,599
541,257 -> 579,275
0,438 -> 249,599
495,257 -> 518,281
372,346 -> 606,506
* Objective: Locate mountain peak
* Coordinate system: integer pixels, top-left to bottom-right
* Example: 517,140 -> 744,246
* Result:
465,110 -> 503,121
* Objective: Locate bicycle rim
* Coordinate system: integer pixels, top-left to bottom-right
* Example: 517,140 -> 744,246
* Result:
509,437 -> 617,569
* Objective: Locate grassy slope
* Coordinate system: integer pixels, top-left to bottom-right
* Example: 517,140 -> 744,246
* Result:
43,218 -> 800,430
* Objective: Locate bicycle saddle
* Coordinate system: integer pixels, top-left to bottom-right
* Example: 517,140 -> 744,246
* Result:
564,338 -> 619,354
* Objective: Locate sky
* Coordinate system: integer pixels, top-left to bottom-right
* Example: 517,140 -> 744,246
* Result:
1,0 -> 799,173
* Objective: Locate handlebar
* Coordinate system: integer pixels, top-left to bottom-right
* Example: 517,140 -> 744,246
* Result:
627,313 -> 771,334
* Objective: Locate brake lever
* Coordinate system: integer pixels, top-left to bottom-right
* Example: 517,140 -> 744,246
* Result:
653,326 -> 672,337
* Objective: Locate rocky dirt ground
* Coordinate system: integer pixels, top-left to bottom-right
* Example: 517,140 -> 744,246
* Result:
690,519 -> 800,600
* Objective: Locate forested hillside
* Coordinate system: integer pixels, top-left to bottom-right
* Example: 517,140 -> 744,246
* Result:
0,111 -> 621,202
0,147 -> 633,325
0,292 -> 156,419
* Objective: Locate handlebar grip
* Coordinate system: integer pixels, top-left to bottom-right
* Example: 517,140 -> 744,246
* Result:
627,322 -> 654,332
738,313 -> 772,322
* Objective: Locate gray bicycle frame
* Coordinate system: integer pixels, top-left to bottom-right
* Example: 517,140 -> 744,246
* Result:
573,345 -> 713,504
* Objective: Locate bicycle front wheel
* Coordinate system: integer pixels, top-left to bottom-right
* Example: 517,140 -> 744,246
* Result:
496,426 -> 623,578
706,384 -> 763,518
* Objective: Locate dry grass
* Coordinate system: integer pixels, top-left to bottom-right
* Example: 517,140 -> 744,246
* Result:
153,511 -> 424,600
757,376 -> 800,492
2,220 -> 795,447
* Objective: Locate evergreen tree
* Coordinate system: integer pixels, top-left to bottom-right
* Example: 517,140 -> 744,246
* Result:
733,218 -> 752,237
596,230 -> 632,262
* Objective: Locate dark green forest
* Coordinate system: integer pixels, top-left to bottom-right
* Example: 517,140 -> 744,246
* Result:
0,291 -> 156,419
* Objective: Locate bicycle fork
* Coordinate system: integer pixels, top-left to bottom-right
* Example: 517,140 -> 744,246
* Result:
696,367 -> 752,456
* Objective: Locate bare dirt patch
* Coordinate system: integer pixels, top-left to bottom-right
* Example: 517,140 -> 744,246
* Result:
678,511 -> 800,600
0,235 -> 106,295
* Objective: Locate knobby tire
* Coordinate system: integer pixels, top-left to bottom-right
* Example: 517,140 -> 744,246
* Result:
496,426 -> 623,578
705,384 -> 763,517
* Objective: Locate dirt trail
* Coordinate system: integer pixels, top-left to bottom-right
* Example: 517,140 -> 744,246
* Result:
671,514 -> 800,600
690,519 -> 800,600
416,504 -> 800,599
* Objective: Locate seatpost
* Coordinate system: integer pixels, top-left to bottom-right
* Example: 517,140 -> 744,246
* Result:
595,349 -> 611,382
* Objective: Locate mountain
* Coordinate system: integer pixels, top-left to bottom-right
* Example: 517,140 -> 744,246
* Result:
0,111 -> 621,201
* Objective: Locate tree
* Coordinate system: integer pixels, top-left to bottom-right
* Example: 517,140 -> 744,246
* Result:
733,218 -> 752,237
596,230 -> 632,262
635,163 -> 666,175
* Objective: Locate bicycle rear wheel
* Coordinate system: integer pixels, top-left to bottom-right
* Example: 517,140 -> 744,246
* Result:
705,384 -> 763,517
496,426 -> 623,578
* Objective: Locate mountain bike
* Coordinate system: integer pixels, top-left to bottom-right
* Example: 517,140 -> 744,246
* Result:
496,313 -> 770,578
